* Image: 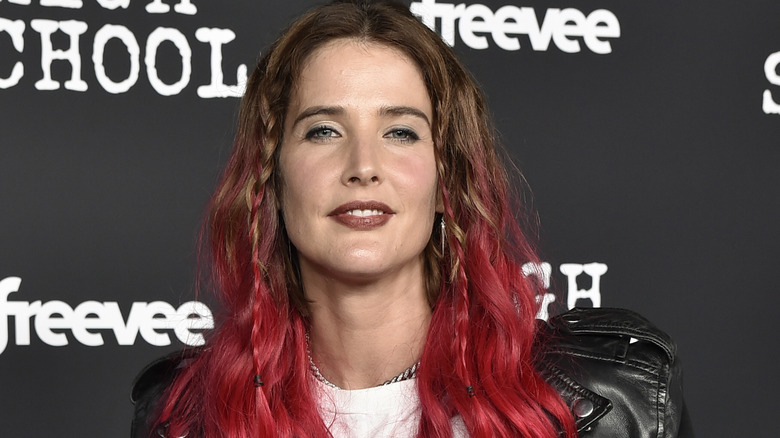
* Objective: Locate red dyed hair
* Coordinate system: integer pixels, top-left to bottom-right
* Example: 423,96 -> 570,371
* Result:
155,1 -> 576,437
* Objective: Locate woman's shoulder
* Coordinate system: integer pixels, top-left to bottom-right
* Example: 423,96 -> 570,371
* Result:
131,349 -> 199,438
537,307 -> 694,437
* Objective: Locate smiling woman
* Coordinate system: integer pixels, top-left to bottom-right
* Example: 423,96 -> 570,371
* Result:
130,1 -> 691,437
279,40 -> 440,392
281,40 -> 438,281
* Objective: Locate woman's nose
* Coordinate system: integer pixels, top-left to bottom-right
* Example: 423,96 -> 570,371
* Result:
341,135 -> 382,185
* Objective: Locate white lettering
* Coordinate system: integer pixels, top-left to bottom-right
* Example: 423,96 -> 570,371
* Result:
39,0 -> 82,8
553,8 -> 587,54
410,0 -> 620,53
0,277 -> 22,355
13,301 -> 40,346
410,0 -> 437,28
145,0 -> 170,13
141,301 -> 176,346
522,261 -> 552,289
2,13 -> 244,97
173,301 -> 214,346
459,3 -> 493,50
524,8 -> 558,51
96,0 -> 130,10
522,262 -> 555,321
30,19 -> 89,91
0,18 -> 25,89
0,277 -> 214,354
109,301 -> 146,345
145,27 -> 191,96
526,9 -> 556,51
560,263 -> 607,309
145,0 -> 197,15
763,51 -> 780,115
71,301 -> 107,346
491,6 -> 524,51
92,24 -> 140,94
535,293 -> 556,321
172,0 -> 196,15
35,300 -> 73,347
195,27 -> 246,98
584,10 -> 621,55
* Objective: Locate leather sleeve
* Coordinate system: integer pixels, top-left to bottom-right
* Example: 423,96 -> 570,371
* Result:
130,352 -> 185,438
539,307 -> 694,438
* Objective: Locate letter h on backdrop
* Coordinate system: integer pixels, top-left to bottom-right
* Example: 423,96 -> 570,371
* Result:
560,263 -> 607,309
523,262 -> 607,321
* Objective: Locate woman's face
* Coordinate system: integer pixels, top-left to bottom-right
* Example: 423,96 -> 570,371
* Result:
279,39 -> 439,286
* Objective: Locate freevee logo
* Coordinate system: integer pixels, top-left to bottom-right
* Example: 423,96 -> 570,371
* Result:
0,276 -> 214,355
410,0 -> 620,54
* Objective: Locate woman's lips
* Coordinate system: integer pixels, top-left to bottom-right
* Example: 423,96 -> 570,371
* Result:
328,201 -> 394,230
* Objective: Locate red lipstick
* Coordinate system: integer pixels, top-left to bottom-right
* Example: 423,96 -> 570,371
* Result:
328,201 -> 394,230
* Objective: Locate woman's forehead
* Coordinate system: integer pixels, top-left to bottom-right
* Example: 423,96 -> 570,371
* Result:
300,38 -> 420,79
287,39 -> 431,118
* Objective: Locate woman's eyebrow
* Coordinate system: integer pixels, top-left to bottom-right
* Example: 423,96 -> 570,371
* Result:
292,106 -> 345,128
291,105 -> 430,128
379,106 -> 430,126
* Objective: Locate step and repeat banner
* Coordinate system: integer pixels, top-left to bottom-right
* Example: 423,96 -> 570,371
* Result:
1,1 -> 778,436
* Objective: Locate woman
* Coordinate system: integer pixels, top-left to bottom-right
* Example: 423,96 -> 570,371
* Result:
132,1 -> 690,437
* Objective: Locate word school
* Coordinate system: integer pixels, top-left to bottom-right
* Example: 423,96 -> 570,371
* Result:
0,0 -> 246,96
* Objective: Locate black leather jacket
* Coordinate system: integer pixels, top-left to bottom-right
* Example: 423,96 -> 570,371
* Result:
131,307 -> 693,437
537,307 -> 693,437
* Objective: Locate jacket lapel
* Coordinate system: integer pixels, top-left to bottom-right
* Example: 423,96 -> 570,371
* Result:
541,364 -> 612,434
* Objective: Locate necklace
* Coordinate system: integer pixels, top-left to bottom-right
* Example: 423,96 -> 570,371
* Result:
305,332 -> 420,390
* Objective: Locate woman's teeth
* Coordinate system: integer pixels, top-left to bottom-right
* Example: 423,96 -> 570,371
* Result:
347,209 -> 383,216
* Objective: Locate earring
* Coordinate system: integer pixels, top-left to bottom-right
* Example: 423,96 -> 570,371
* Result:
440,217 -> 446,254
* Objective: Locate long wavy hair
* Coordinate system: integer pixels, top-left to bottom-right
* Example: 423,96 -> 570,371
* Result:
155,1 -> 576,437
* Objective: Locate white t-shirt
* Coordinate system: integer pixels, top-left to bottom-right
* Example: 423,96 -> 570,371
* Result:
314,378 -> 468,437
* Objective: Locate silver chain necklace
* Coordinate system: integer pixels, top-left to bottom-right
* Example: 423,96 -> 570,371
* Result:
305,332 -> 420,390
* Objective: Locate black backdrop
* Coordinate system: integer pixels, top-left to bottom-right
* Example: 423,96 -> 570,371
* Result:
1,1 -> 778,436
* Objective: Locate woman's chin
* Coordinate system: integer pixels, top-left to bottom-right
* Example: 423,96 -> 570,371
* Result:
302,255 -> 424,289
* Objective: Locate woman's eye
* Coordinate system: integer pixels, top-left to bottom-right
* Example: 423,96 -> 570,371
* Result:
305,126 -> 339,140
385,128 -> 419,142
